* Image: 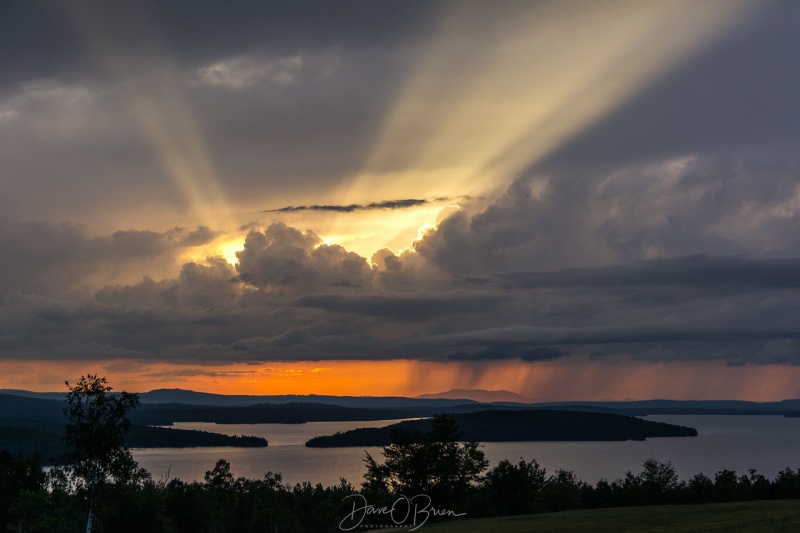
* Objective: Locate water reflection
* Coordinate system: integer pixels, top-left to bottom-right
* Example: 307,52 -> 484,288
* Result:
133,415 -> 800,487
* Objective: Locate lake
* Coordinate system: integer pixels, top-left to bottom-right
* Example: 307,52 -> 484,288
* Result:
132,415 -> 800,487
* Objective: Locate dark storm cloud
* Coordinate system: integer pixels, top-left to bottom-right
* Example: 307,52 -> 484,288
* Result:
499,256 -> 800,290
264,196 -> 471,214
448,346 -> 568,362
412,322 -> 800,365
413,152 -> 800,277
0,0 -> 440,88
413,325 -> 800,349
230,327 -> 377,356
265,198 -> 430,214
375,253 -> 800,362
293,291 -> 505,320
5,246 -> 800,364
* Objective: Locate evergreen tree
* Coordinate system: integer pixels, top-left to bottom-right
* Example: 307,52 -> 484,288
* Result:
481,458 -> 547,516
363,414 -> 488,511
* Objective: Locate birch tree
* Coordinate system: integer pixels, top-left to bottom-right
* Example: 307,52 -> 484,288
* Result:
62,374 -> 142,533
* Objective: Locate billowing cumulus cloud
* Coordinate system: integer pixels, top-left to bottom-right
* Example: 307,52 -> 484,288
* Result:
4,229 -> 800,367
236,223 -> 374,293
413,153 -> 800,275
95,257 -> 239,308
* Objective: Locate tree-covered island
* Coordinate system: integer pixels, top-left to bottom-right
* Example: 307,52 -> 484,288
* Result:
306,409 -> 698,447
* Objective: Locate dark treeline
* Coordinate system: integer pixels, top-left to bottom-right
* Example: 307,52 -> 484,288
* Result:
471,458 -> 800,516
0,392 -> 273,465
130,402 -> 429,426
126,426 -> 267,449
0,425 -> 267,465
4,449 -> 800,532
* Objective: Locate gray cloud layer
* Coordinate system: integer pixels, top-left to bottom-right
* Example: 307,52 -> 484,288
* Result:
4,220 -> 800,365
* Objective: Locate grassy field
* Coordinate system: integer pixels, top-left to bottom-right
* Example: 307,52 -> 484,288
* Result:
366,501 -> 800,532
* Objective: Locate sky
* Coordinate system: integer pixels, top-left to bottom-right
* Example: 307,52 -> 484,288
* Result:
3,0 -> 800,400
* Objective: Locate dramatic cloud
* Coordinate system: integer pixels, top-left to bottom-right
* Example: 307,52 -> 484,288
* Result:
265,198 -> 432,214
0,221 -> 211,295
236,223 -> 374,293
294,291 -> 505,320
3,1 -> 800,398
413,153 -> 800,275
499,256 -> 800,290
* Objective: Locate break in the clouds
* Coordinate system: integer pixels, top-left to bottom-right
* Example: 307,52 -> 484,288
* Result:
4,0 -> 800,393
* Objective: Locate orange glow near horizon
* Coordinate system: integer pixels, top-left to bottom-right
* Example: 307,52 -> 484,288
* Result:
3,358 -> 800,402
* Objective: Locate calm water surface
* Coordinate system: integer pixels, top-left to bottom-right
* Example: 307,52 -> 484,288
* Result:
132,415 -> 800,487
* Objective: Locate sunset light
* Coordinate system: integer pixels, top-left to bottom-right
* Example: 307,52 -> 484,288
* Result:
3,1 -> 800,409
2,358 -> 800,404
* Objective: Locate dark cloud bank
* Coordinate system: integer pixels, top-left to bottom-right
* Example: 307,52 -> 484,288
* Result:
5,215 -> 800,366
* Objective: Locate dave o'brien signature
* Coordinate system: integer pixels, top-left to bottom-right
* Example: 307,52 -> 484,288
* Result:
339,493 -> 466,531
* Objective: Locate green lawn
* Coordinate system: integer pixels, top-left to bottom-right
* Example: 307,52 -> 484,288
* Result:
368,501 -> 800,532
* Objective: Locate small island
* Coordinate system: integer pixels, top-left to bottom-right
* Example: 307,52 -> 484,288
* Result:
0,424 -> 268,465
126,425 -> 268,449
0,392 -> 268,464
305,409 -> 698,447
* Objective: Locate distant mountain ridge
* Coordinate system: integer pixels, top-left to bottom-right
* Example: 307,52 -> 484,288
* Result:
139,388 -> 477,408
3,388 -> 800,415
1,388 -> 478,409
416,389 -> 534,403
0,389 -> 66,401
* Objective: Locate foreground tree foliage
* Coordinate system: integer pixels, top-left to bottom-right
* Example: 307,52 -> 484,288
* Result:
1,452 -> 800,532
0,450 -> 46,528
363,414 -> 489,511
481,458 -> 547,515
59,374 -> 147,533
3,380 -> 800,531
